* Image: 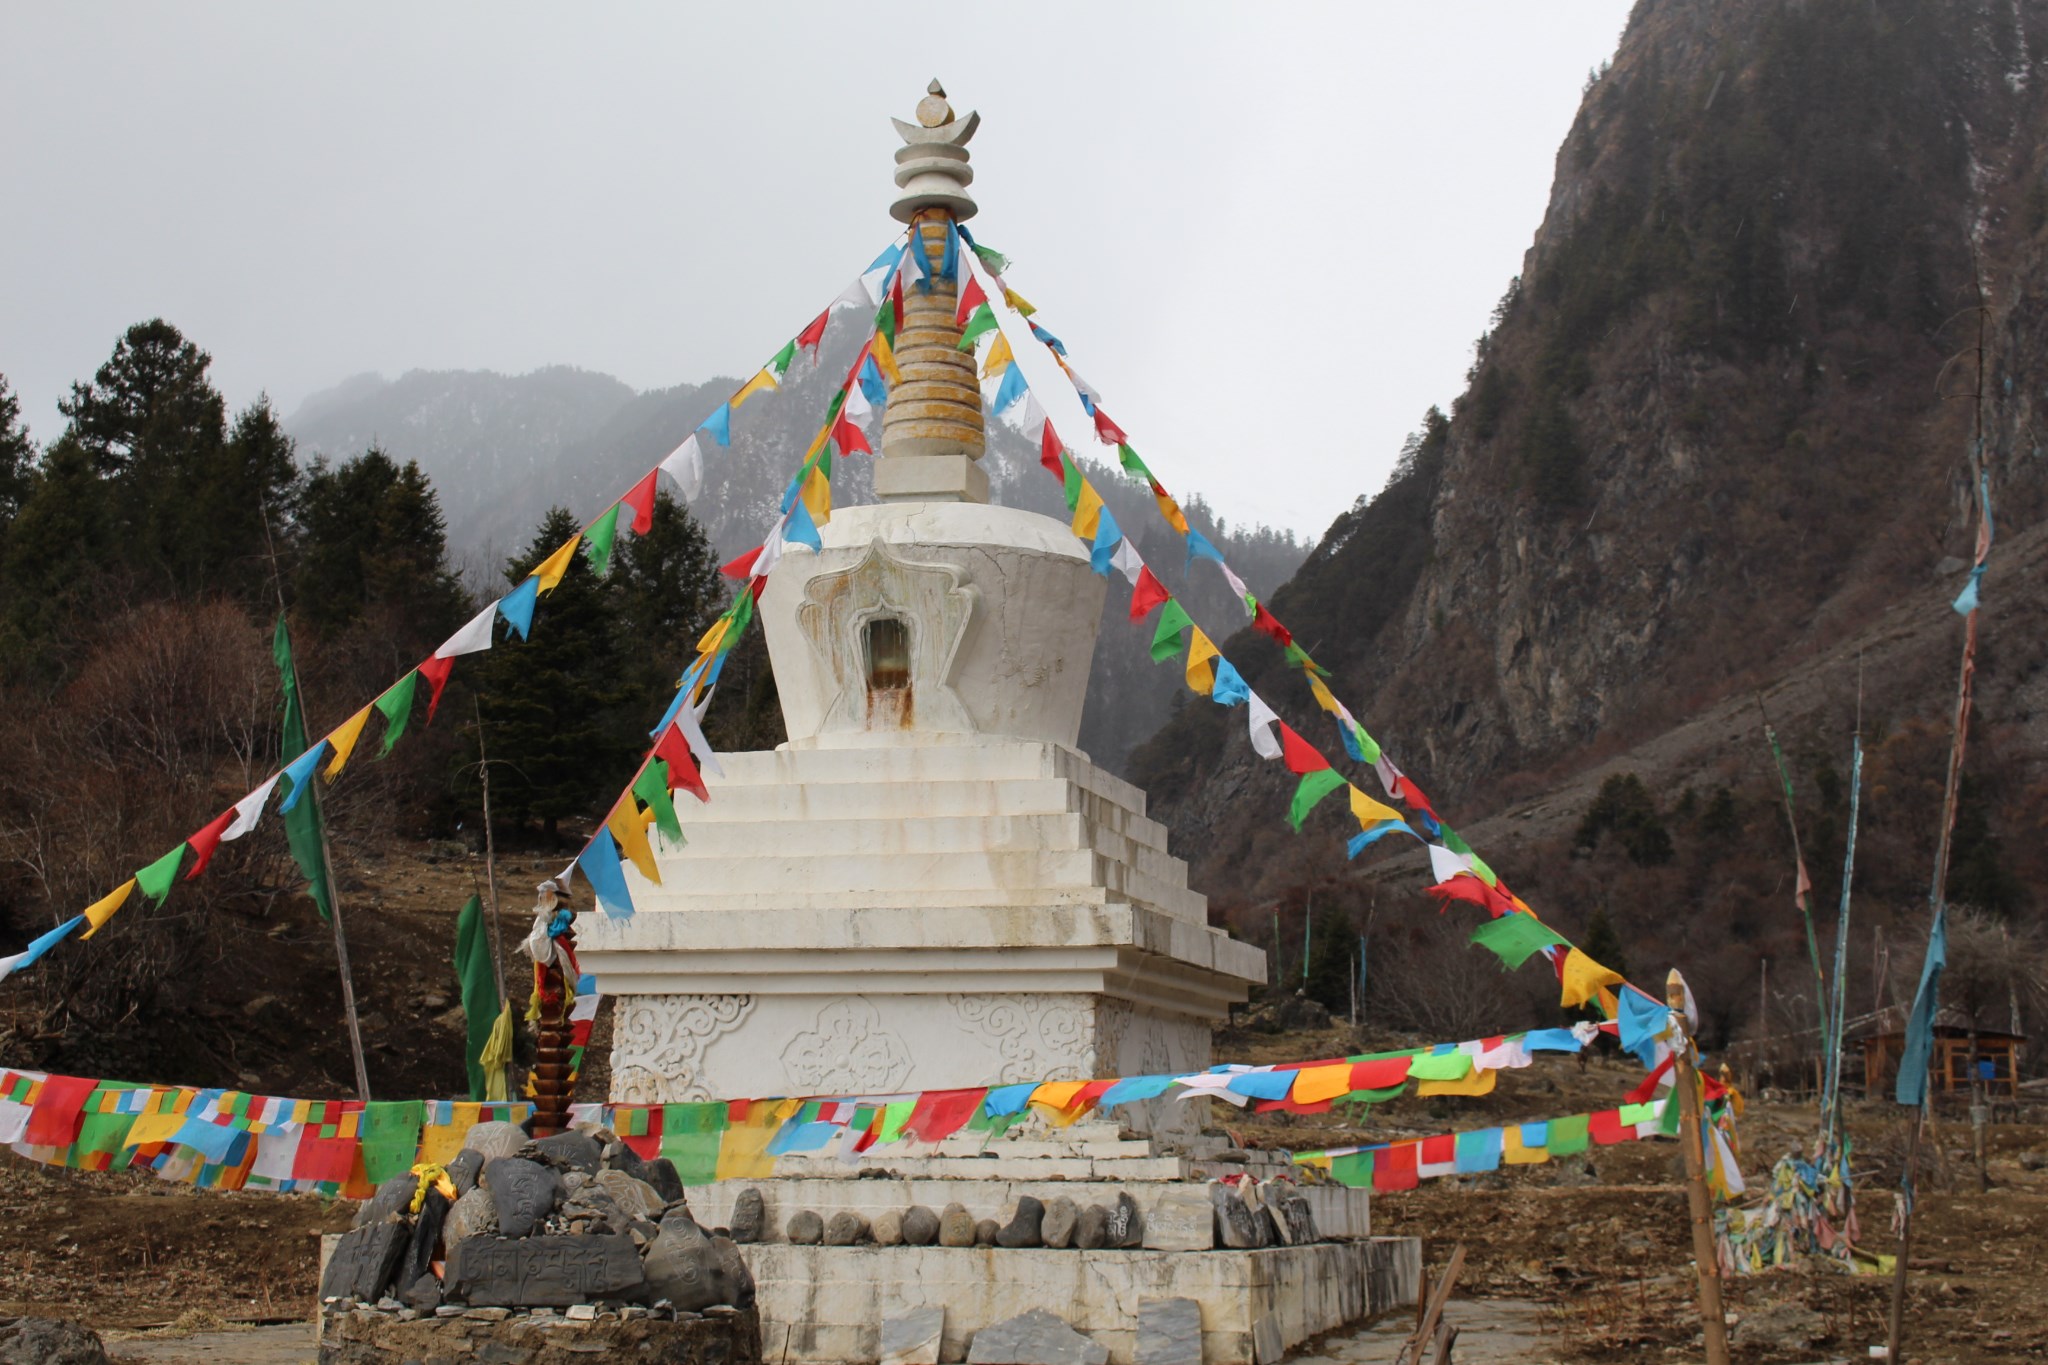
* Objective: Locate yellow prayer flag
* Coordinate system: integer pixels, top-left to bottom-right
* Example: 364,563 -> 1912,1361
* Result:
805,420 -> 833,458
716,1099 -> 799,1181
123,1109 -> 188,1150
1003,286 -> 1036,317
1154,488 -> 1189,535
731,368 -> 778,409
80,878 -> 138,940
1291,1063 -> 1355,1106
323,705 -> 375,782
1416,1065 -> 1497,1098
1185,627 -> 1219,696
983,332 -> 1013,378
1559,948 -> 1627,1009
417,1103 -> 481,1166
1350,786 -> 1404,828
533,535 -> 582,594
871,328 -> 902,384
1072,481 -> 1105,541
609,800 -> 661,885
695,616 -> 731,656
478,1004 -> 515,1102
801,466 -> 832,524
1027,1080 -> 1092,1128
1308,672 -> 1342,715
1502,1125 -> 1550,1165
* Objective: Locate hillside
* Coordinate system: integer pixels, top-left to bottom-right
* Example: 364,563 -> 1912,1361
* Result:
286,343 -> 1305,772
1131,0 -> 2048,1035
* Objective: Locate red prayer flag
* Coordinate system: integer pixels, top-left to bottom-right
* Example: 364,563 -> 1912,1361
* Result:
1420,1133 -> 1456,1167
1588,1108 -> 1627,1145
1252,603 -> 1292,649
621,1109 -> 664,1161
1347,1057 -> 1413,1091
621,468 -> 660,535
1424,874 -> 1517,918
1625,1056 -> 1675,1105
720,546 -> 764,581
183,808 -> 239,880
23,1074 -> 96,1148
953,275 -> 988,328
1129,567 -> 1170,621
417,655 -> 457,722
1278,723 -> 1329,775
902,1088 -> 986,1145
652,727 -> 710,803
1039,419 -> 1064,479
1253,1096 -> 1335,1115
1371,1141 -> 1419,1192
1394,774 -> 1439,820
1092,408 -> 1128,445
796,309 -> 829,355
832,411 -> 872,457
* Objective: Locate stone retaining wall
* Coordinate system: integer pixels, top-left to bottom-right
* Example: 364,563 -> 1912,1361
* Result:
317,1303 -> 761,1365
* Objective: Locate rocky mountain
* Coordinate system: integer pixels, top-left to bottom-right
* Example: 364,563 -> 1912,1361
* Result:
1131,0 -> 2048,1029
286,337 -> 1306,774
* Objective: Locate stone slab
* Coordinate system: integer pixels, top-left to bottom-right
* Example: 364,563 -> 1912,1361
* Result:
880,1306 -> 946,1365
1135,1298 -> 1202,1365
445,1233 -> 646,1308
1140,1187 -> 1213,1252
319,1223 -> 408,1303
966,1308 -> 1108,1365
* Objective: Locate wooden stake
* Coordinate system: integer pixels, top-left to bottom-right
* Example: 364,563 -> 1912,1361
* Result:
1397,1243 -> 1465,1365
1885,1101 -> 1926,1361
1667,969 -> 1729,1365
473,697 -> 506,1008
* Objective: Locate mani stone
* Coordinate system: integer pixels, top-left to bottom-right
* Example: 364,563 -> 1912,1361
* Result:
1040,1197 -> 1077,1249
461,1120 -> 527,1162
402,1272 -> 441,1313
353,1174 -> 418,1228
966,1308 -> 1110,1365
445,1232 -> 646,1308
938,1203 -> 976,1248
1141,1187 -> 1212,1252
1135,1297 -> 1203,1365
532,1129 -> 604,1173
642,1157 -> 686,1205
643,1210 -> 722,1312
483,1157 -> 561,1238
994,1196 -> 1044,1248
1073,1204 -> 1108,1250
590,1169 -> 665,1222
974,1219 -> 1000,1248
880,1305 -> 946,1365
729,1188 -> 767,1244
446,1148 -> 484,1197
901,1204 -> 940,1247
320,1222 -> 409,1303
709,1232 -> 756,1310
824,1211 -> 870,1246
787,1210 -> 824,1245
398,1190 -> 450,1293
873,1209 -> 905,1246
1210,1183 -> 1261,1250
443,1187 -> 497,1247
1106,1192 -> 1142,1249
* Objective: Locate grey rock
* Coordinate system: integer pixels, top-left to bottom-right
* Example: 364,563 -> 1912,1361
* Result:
0,1316 -> 110,1365
1040,1197 -> 1077,1249
902,1204 -> 940,1246
824,1210 -> 870,1246
642,1157 -> 686,1204
729,1187 -> 767,1244
483,1157 -> 561,1238
880,1305 -> 946,1365
443,1187 -> 498,1247
709,1231 -> 755,1309
401,1273 -> 442,1313
1210,1183 -> 1260,1249
787,1210 -> 824,1245
965,1308 -> 1109,1365
374,1298 -> 403,1312
319,1222 -> 410,1302
643,1209 -> 722,1312
435,1305 -> 465,1318
1142,1187 -> 1210,1252
463,1306 -> 511,1321
873,1209 -> 905,1246
2018,1149 -> 2046,1172
938,1202 -> 976,1248
446,1148 -> 485,1196
994,1195 -> 1044,1248
561,1170 -> 590,1196
589,1169 -> 665,1222
1250,1313 -> 1283,1365
462,1120 -> 528,1162
973,1219 -> 999,1248
398,1189 -> 450,1291
446,1232 -> 646,1308
1274,1195 -> 1316,1246
1106,1192 -> 1143,1248
531,1129 -> 603,1173
1073,1204 -> 1108,1250
1135,1297 -> 1202,1365
353,1174 -> 418,1229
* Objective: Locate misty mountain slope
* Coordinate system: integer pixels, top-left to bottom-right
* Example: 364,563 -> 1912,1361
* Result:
1133,0 -> 2048,916
286,326 -> 1307,774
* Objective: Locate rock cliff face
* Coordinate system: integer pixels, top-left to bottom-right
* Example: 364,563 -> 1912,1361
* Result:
1138,0 -> 2048,916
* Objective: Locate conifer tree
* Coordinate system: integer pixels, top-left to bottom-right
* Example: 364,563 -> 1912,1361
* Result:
294,446 -> 467,644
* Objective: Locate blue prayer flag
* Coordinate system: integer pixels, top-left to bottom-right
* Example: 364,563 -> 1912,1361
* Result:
699,403 -> 732,447
579,827 -> 636,920
277,741 -> 330,814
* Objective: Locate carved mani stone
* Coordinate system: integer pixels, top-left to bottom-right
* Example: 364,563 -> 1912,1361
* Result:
532,1129 -> 603,1174
709,1232 -> 756,1310
1107,1191 -> 1143,1249
642,1158 -> 687,1206
319,1222 -> 409,1302
462,1121 -> 527,1162
1210,1183 -> 1260,1250
446,1148 -> 484,1197
729,1188 -> 767,1244
483,1157 -> 561,1239
824,1211 -> 870,1246
352,1175 -> 417,1229
643,1211 -> 722,1312
446,1232 -> 647,1308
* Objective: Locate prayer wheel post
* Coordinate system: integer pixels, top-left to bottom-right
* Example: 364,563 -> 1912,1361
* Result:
1667,968 -> 1730,1365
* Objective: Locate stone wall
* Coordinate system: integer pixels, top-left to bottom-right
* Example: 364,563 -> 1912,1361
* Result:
317,1303 -> 760,1365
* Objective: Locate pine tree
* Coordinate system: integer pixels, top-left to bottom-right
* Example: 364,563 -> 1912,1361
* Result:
294,446 -> 466,643
610,489 -> 726,719
0,374 -> 34,530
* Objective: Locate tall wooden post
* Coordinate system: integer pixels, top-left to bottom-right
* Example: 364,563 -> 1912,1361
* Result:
1667,968 -> 1730,1365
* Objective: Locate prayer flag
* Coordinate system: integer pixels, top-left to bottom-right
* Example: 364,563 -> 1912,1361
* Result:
1247,692 -> 1283,760
273,616 -> 334,920
497,578 -> 539,640
1469,914 -> 1568,969
699,403 -> 732,447
532,535 -> 581,594
578,827 -> 636,920
1185,628 -> 1219,695
983,332 -> 1013,377
621,468 -> 661,535
374,671 -> 419,755
585,502 -> 622,577
182,810 -> 238,881
2,916 -> 85,980
660,434 -> 704,502
1211,657 -> 1250,707
796,309 -> 829,357
454,895 -> 500,1103
323,705 -> 374,782
1278,723 -> 1328,775
1039,418 -> 1064,479
1149,600 -> 1193,662
1289,769 -> 1348,831
1559,948 -> 1626,1009
418,655 -> 457,722
436,603 -> 498,659
957,304 -> 997,351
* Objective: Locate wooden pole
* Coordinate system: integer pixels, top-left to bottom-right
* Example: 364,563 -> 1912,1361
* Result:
1885,1101 -> 1927,1360
1667,968 -> 1730,1365
473,697 -> 507,1007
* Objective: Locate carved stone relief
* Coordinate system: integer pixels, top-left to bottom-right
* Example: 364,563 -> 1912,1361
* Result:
950,993 -> 1094,1084
1094,999 -> 1210,1142
779,996 -> 915,1093
609,994 -> 755,1104
796,537 -> 978,735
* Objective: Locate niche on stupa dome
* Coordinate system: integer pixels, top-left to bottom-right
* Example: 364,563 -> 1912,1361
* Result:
795,537 -> 978,736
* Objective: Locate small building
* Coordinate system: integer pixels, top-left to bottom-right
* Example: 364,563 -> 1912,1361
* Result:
1861,1026 -> 2023,1100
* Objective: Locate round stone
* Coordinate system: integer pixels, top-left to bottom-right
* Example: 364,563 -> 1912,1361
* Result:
973,1219 -> 999,1248
824,1211 -> 870,1247
872,1210 -> 905,1246
787,1211 -> 824,1246
902,1205 -> 940,1246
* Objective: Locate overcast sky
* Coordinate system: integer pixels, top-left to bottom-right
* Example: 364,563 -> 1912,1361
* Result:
2,3 -> 1633,540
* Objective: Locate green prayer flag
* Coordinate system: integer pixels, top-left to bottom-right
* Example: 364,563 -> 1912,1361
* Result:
725,587 -> 755,643
825,387 -> 846,425
273,616 -> 335,921
1546,1113 -> 1592,1157
1339,1085 -> 1406,1105
874,298 -> 896,346
971,242 -> 1010,276
1405,1052 -> 1472,1082
878,1099 -> 915,1145
1329,1150 -> 1374,1188
634,761 -> 683,843
660,1102 -> 728,1186
956,303 -> 998,351
1149,600 -> 1194,662
585,502 -> 622,578
1284,641 -> 1328,674
1441,827 -> 1473,856
454,894 -> 500,1102
1288,769 -> 1348,831
1466,854 -> 1498,887
374,671 -> 419,756
358,1099 -> 426,1185
134,843 -> 188,905
1350,721 -> 1382,765
1060,453 -> 1082,511
1469,914 -> 1568,969
1659,1093 -> 1683,1137
1618,1101 -> 1659,1128
768,339 -> 797,377
1117,443 -> 1152,482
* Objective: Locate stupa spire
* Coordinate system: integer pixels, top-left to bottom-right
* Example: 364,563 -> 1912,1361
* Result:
876,80 -> 989,505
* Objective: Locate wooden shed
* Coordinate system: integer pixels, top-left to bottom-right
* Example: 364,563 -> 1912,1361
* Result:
1861,1026 -> 2023,1100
